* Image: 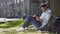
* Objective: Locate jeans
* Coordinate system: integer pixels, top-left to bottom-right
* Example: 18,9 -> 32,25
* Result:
23,15 -> 42,29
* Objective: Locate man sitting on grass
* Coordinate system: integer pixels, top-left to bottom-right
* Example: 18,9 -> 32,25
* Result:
16,3 -> 52,32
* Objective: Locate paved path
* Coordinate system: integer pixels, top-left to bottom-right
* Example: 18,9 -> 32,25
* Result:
0,18 -> 20,22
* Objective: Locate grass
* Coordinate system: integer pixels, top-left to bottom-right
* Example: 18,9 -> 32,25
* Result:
0,28 -> 50,34
0,19 -> 57,34
0,19 -> 25,28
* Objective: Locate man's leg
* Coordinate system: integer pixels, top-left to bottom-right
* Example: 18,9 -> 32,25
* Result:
23,15 -> 42,29
16,15 -> 42,31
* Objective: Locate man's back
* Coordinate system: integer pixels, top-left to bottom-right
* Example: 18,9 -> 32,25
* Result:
40,9 -> 52,28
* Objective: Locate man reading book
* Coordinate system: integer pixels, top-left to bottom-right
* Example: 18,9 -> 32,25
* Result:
16,3 -> 52,32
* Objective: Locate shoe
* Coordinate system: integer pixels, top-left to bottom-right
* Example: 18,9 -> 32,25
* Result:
38,30 -> 48,33
16,27 -> 25,32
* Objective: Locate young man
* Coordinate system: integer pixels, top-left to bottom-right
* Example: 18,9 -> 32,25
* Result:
16,4 -> 52,31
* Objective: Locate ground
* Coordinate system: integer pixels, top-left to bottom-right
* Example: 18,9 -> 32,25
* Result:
0,18 -> 54,34
0,27 -> 50,34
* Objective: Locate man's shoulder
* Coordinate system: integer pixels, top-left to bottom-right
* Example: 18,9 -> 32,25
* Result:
47,9 -> 52,14
47,9 -> 51,12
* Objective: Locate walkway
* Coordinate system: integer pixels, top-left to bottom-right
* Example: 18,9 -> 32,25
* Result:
0,18 -> 20,22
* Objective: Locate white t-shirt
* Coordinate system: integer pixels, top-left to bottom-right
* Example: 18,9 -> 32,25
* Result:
40,9 -> 52,27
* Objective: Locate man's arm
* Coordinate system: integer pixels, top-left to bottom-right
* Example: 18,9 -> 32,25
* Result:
33,15 -> 44,23
36,17 -> 44,23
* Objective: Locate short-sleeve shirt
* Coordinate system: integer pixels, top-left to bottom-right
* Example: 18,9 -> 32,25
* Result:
40,9 -> 52,27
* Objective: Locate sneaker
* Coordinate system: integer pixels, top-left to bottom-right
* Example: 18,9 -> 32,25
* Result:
16,27 -> 25,32
38,30 -> 48,33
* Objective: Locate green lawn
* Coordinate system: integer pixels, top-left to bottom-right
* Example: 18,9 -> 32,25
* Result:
0,19 -> 25,28
0,19 -> 56,34
0,27 -> 50,34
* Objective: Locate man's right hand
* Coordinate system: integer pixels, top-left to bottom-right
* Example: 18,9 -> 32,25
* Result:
33,15 -> 44,23
33,15 -> 36,17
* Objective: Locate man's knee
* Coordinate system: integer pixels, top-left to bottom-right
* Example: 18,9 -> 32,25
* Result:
28,15 -> 33,18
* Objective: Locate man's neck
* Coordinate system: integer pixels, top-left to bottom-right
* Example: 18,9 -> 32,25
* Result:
45,8 -> 48,11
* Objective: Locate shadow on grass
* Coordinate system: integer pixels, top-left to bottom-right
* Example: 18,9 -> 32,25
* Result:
0,30 -> 37,34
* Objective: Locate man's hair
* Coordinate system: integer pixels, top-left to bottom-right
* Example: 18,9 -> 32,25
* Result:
40,4 -> 48,8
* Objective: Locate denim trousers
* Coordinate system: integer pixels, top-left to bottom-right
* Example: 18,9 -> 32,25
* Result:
23,15 -> 42,29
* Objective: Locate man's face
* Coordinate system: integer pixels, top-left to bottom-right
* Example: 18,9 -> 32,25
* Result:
40,6 -> 47,12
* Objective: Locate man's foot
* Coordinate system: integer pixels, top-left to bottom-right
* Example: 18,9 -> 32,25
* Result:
16,27 -> 25,32
38,30 -> 48,33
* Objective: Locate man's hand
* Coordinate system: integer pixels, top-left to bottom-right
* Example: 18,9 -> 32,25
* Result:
36,17 -> 44,23
33,15 -> 44,23
33,15 -> 36,17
